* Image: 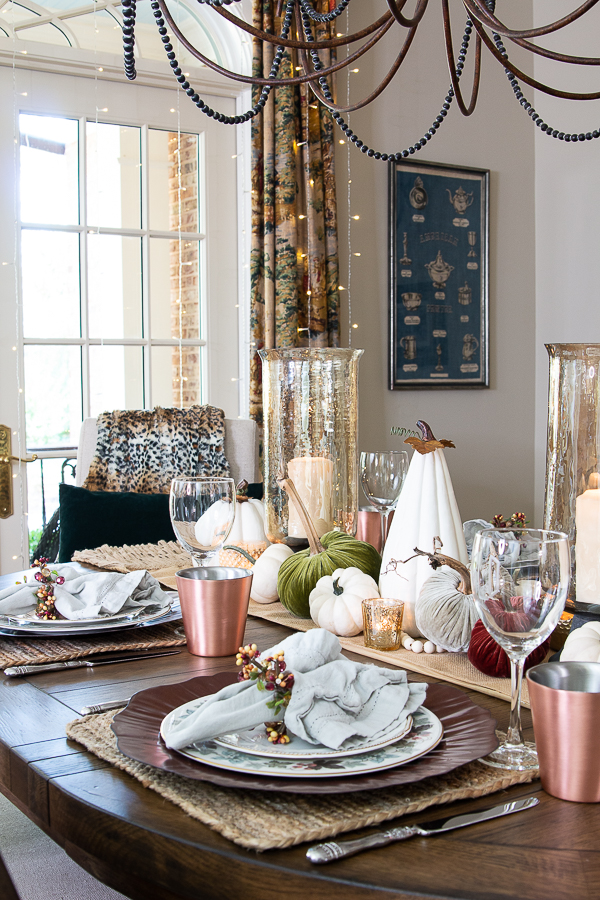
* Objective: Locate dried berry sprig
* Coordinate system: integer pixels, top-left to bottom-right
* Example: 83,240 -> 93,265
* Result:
235,643 -> 295,743
491,513 -> 529,530
15,557 -> 66,620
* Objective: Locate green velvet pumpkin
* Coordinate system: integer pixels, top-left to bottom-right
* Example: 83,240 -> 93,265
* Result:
277,531 -> 382,618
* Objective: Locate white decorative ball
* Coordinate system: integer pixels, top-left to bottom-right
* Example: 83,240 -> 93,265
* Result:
411,640 -> 424,654
423,641 -> 435,654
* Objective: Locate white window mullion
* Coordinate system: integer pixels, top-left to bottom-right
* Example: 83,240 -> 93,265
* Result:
79,115 -> 90,421
141,123 -> 152,410
198,130 -> 207,405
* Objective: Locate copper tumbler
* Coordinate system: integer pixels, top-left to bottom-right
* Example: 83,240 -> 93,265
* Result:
356,508 -> 395,553
527,661 -> 600,802
176,567 -> 252,657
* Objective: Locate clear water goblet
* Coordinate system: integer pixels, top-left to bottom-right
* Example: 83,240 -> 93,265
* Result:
360,450 -> 409,552
470,527 -> 570,771
169,477 -> 236,567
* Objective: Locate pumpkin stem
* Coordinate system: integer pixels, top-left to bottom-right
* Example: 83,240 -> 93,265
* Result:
417,420 -> 436,441
403,421 -> 456,455
277,476 -> 325,556
236,479 -> 249,503
403,538 -> 472,594
223,545 -> 256,565
332,577 -> 344,596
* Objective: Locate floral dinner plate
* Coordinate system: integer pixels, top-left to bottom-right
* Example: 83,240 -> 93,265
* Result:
161,694 -> 414,760
162,706 -> 443,778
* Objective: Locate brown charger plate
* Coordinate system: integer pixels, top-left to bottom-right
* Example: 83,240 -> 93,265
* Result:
111,673 -> 498,795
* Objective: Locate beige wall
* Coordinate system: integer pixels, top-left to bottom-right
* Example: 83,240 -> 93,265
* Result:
335,1 -> 537,522
532,0 -> 600,524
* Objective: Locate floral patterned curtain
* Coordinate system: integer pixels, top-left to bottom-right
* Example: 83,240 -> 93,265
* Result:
249,0 -> 340,427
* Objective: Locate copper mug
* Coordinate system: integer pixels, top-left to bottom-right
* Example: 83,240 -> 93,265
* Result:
527,661 -> 600,802
176,567 -> 252,657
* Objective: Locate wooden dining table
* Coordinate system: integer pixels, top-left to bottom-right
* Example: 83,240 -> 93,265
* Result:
0,606 -> 597,900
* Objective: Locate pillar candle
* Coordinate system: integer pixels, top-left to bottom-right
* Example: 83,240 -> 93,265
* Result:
575,473 -> 600,604
287,456 -> 334,538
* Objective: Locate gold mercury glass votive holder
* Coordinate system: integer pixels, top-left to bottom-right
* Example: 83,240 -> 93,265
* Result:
362,598 -> 404,651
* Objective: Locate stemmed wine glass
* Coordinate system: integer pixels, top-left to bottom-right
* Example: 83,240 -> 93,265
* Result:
360,450 -> 409,551
169,477 -> 236,567
470,527 -> 570,771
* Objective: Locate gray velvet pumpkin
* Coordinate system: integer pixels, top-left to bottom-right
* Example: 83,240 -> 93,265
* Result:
415,568 -> 479,651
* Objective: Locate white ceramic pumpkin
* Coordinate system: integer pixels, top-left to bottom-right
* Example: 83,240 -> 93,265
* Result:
195,498 -> 268,548
379,421 -> 469,637
250,543 -> 294,604
561,621 -> 600,662
309,567 -> 380,637
228,499 -> 269,545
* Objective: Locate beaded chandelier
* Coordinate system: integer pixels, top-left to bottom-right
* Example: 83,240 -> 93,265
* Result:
121,1 -> 600,160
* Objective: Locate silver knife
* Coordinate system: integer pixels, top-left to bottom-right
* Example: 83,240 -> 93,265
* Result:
80,698 -> 132,715
4,648 -> 181,677
306,796 -> 539,864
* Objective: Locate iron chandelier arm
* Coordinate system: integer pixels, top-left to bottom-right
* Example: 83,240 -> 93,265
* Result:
501,34 -> 600,67
298,16 -> 415,114
471,16 -> 600,100
463,0 -> 600,41
212,2 -> 393,51
157,0 -> 379,87
442,0 -> 481,116
385,0 -> 430,29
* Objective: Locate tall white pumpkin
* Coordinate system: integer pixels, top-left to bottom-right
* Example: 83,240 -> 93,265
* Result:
379,423 -> 468,637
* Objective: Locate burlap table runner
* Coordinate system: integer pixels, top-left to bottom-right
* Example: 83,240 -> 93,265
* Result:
0,622 -> 186,668
66,710 -> 537,851
71,542 -> 533,709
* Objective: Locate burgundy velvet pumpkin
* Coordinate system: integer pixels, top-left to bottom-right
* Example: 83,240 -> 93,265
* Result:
467,619 -> 550,678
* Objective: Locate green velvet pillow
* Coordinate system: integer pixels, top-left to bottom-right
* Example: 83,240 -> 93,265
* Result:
58,483 -> 175,563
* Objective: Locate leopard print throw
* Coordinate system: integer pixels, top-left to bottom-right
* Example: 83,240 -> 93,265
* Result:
83,406 -> 231,493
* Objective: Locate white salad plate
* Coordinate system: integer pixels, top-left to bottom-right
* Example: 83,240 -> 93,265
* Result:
161,701 -> 443,779
214,714 -> 413,759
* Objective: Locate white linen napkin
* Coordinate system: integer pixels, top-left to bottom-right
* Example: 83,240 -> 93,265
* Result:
162,629 -> 427,751
0,565 -> 170,621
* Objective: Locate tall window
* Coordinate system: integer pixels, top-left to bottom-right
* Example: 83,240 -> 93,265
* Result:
19,113 -> 207,545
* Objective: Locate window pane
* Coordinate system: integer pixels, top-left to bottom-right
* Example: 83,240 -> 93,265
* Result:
19,114 -> 79,225
89,346 -> 144,416
24,345 -> 82,448
22,230 -> 80,338
150,237 -> 200,339
87,122 -> 141,229
148,130 -> 199,232
27,457 -> 77,540
88,234 -> 142,338
151,345 -> 201,408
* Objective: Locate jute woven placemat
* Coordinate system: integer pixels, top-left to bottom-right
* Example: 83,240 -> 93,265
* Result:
73,540 -> 190,574
66,710 -> 538,851
70,542 -> 532,709
0,622 -> 186,668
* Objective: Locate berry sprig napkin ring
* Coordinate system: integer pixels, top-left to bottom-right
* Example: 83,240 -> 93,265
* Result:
15,557 -> 66,620
236,643 -> 295,743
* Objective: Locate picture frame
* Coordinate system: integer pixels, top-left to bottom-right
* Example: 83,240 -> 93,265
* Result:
389,159 -> 489,389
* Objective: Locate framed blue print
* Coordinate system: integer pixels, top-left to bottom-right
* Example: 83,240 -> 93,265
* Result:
389,159 -> 489,389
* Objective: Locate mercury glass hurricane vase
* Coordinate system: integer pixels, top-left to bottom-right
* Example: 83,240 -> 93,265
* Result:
258,348 -> 363,546
544,344 -> 600,605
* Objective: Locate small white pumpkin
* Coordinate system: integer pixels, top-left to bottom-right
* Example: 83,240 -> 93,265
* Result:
309,567 -> 380,637
561,621 -> 600,662
250,543 -> 294,604
228,498 -> 269,545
